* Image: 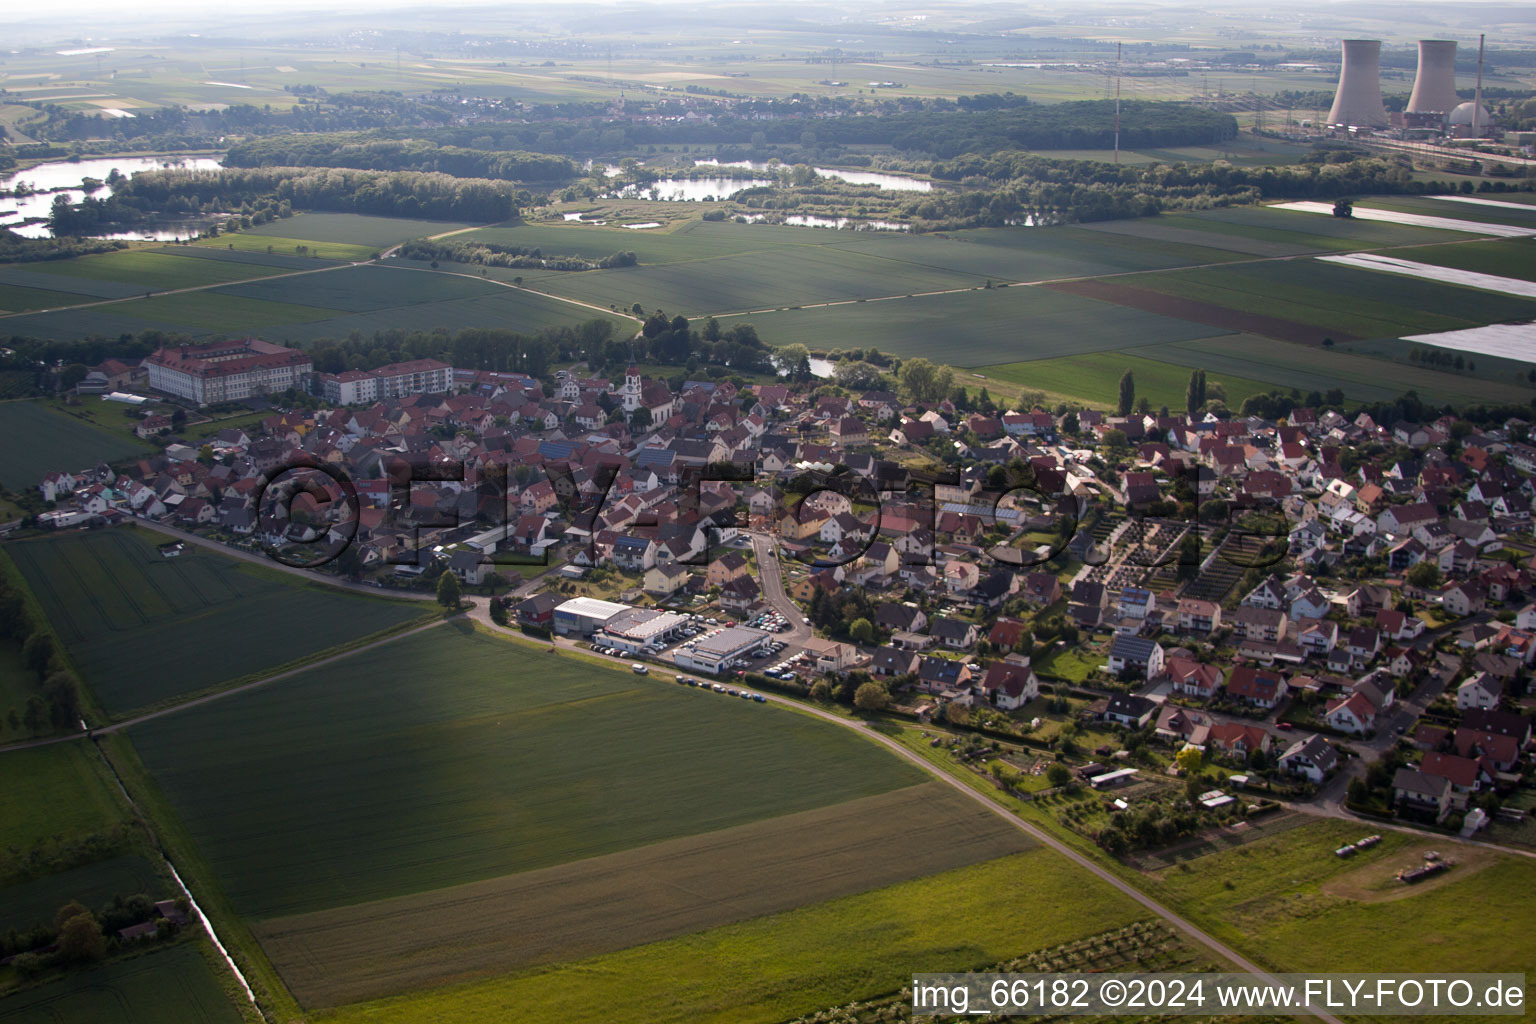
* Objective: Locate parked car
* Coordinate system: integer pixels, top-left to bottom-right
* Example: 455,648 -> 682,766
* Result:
631,664 -> 648,675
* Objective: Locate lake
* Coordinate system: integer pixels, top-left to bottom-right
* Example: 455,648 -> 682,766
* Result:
0,154 -> 223,239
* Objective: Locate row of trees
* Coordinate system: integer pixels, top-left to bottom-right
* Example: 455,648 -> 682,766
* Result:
0,228 -> 129,264
396,238 -> 636,271
225,137 -> 577,182
112,166 -> 523,224
0,568 -> 79,740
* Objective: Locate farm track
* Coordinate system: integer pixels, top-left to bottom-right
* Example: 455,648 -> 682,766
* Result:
0,221 -> 638,330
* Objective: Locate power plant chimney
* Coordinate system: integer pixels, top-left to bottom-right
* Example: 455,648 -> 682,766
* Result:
1327,39 -> 1389,128
1407,40 -> 1459,114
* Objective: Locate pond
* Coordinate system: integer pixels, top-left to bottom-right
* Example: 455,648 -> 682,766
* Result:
0,154 -> 223,239
694,158 -> 931,192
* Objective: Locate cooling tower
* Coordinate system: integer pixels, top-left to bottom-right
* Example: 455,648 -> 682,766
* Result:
1407,40 -> 1459,114
1327,39 -> 1389,128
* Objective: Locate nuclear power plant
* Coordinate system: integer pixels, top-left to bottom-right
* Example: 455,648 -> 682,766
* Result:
1327,39 -> 1388,129
1407,40 -> 1459,115
1324,36 -> 1498,140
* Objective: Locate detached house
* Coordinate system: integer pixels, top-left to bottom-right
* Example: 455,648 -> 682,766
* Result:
1279,734 -> 1338,783
1226,667 -> 1289,709
1106,634 -> 1165,681
980,659 -> 1039,711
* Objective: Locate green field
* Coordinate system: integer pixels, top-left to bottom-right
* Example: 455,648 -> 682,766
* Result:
1113,258 -> 1536,340
254,781 -> 1030,1007
195,234 -> 378,262
1141,334 -> 1536,406
0,943 -> 244,1024
534,243 -> 987,315
0,855 -> 163,934
1142,818 -> 1536,981
6,528 -> 432,716
213,264 -> 496,311
256,278 -> 626,343
110,290 -> 343,331
126,626 -> 928,919
24,250 -> 297,292
0,743 -> 129,863
234,212 -> 475,247
0,401 -> 149,490
974,348 -> 1273,410
313,848 -> 1145,1024
740,282 -> 1225,365
0,283 -> 102,314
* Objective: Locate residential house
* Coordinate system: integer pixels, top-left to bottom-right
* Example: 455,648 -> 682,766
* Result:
980,659 -> 1039,711
931,617 -> 980,650
1166,657 -> 1223,699
1279,734 -> 1338,783
1231,606 -> 1287,643
1206,722 -> 1272,761
1106,634 -> 1165,681
1176,598 -> 1221,635
1101,693 -> 1157,729
1442,581 -> 1487,618
1324,691 -> 1378,735
1392,767 -> 1452,823
1226,667 -> 1289,708
1456,671 -> 1503,711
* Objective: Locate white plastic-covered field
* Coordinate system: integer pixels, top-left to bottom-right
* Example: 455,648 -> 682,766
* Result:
1431,195 -> 1536,213
1401,322 -> 1536,364
1269,200 -> 1536,237
1317,253 -> 1536,298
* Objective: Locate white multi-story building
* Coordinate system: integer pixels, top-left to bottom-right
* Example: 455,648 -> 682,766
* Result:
317,358 -> 454,405
146,339 -> 312,405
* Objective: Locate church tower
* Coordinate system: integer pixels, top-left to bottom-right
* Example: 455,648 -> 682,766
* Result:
622,364 -> 641,413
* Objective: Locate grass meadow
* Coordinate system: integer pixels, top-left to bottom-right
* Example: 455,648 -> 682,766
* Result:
0,401 -> 149,489
125,626 -> 927,919
5,528 -> 432,716
1141,817 -> 1536,987
0,743 -> 129,861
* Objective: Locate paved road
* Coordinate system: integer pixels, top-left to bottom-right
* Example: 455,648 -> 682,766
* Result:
751,531 -> 813,644
753,698 -> 1345,1023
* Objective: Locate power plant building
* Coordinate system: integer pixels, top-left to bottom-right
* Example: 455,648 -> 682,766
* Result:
1407,40 -> 1459,115
1327,39 -> 1389,129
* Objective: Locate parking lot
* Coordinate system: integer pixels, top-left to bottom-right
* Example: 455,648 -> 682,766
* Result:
586,609 -> 799,680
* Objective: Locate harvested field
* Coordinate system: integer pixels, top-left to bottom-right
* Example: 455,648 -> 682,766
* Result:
255,781 -> 1030,1008
1041,278 -> 1343,344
